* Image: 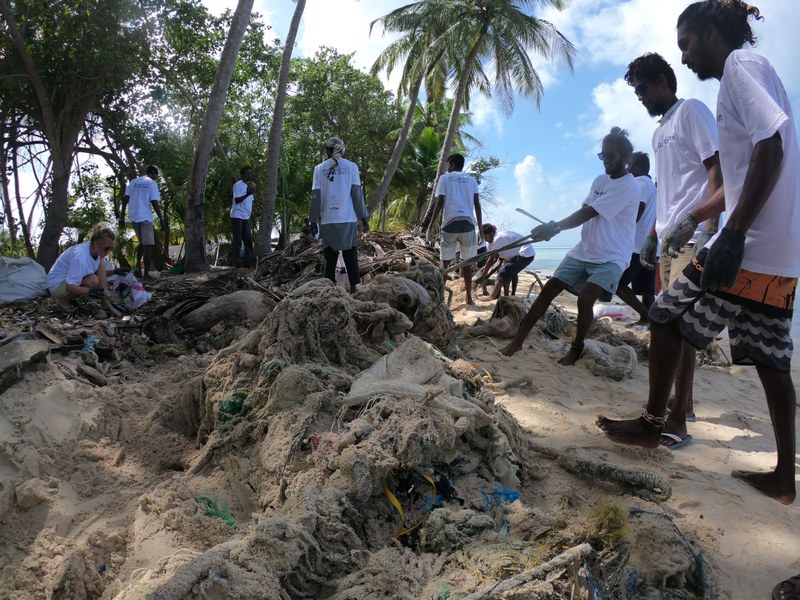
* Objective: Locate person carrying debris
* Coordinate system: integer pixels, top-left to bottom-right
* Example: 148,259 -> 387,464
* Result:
476,224 -> 536,300
426,153 -> 483,305
120,165 -> 165,281
500,127 -> 640,366
47,223 -> 118,314
309,137 -> 370,293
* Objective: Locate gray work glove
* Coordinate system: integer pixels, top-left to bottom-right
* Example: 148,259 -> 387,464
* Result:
361,217 -> 370,232
88,287 -> 106,298
700,228 -> 745,291
691,229 -> 717,259
530,220 -> 560,242
639,234 -> 658,270
662,213 -> 699,257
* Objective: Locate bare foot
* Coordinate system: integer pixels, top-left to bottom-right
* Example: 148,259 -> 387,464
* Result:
731,470 -> 796,505
596,415 -> 662,448
557,343 -> 583,366
500,340 -> 522,356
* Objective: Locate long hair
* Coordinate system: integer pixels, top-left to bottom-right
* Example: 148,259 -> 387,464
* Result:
677,0 -> 762,48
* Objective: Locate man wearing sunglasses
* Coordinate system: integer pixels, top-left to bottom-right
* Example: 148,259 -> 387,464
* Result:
619,52 -> 725,447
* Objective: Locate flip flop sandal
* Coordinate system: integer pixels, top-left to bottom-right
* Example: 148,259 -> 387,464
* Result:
773,574 -> 800,600
660,432 -> 693,449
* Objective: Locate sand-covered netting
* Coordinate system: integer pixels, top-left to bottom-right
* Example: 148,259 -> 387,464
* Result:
4,256 -> 794,599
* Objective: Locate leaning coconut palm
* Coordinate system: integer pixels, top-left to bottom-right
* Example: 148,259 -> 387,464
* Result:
367,8 -> 449,216
418,0 -> 577,227
254,0 -> 306,257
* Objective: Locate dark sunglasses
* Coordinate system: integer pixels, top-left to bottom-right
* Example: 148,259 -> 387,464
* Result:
597,152 -> 620,161
634,82 -> 648,98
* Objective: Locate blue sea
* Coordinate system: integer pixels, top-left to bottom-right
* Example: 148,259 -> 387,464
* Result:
531,247 -> 800,339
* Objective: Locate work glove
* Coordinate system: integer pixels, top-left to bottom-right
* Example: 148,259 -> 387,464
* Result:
88,287 -> 106,298
662,213 -> 699,258
700,228 -> 745,291
691,229 -> 717,259
639,234 -> 658,270
118,216 -> 125,231
361,217 -> 370,232
530,220 -> 560,242
113,267 -> 131,276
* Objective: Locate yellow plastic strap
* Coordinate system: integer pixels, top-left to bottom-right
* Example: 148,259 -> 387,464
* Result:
383,472 -> 437,539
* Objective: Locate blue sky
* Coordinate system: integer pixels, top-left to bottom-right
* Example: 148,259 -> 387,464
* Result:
210,0 -> 800,248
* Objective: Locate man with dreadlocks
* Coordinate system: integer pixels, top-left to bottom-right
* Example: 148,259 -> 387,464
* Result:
310,137 -> 370,292
599,0 -> 800,508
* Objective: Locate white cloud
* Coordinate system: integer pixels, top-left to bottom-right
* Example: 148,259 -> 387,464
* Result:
470,94 -> 504,136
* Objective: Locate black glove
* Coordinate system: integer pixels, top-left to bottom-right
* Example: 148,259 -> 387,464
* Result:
530,220 -> 560,242
113,267 -> 131,276
361,217 -> 370,232
639,234 -> 658,270
662,213 -> 699,257
700,228 -> 745,291
88,287 -> 106,298
118,216 -> 125,230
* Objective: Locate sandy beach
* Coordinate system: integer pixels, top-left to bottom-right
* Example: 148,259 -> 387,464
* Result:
1,268 -> 798,599
453,273 -> 800,598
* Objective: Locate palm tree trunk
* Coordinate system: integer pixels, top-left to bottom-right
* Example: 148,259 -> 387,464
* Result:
0,115 -> 18,249
420,24 -> 488,230
367,69 -> 424,216
184,0 -> 254,273
254,0 -> 306,257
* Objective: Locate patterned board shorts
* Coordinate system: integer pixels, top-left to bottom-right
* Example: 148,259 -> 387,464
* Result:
649,248 -> 796,372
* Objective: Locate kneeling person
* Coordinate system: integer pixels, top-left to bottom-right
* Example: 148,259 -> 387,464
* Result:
47,223 -> 117,313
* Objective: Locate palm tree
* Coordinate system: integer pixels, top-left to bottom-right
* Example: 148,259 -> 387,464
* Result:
367,8 -> 448,216
411,0 -> 577,227
254,0 -> 306,257
184,0 -> 254,272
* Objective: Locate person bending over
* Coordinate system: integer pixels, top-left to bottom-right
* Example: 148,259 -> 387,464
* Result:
477,224 -> 535,301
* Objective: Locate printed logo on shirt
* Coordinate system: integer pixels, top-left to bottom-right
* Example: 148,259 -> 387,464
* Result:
717,114 -> 723,123
654,134 -> 678,152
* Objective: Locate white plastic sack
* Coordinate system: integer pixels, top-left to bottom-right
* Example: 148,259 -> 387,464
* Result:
0,257 -> 48,304
107,273 -> 152,309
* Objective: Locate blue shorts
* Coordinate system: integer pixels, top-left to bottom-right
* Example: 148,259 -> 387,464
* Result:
553,256 -> 623,295
498,255 -> 534,283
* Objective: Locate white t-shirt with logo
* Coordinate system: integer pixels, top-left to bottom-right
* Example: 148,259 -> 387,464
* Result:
567,173 -> 640,270
633,175 -> 657,252
652,98 -> 719,241
312,158 -> 361,224
710,50 -> 800,276
47,242 -> 101,291
125,176 -> 160,223
230,180 -> 253,219
435,171 -> 479,228
490,230 -> 536,260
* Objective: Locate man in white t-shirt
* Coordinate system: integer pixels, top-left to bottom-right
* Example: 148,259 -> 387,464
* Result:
426,153 -> 483,305
476,224 -> 535,300
310,137 -> 369,293
231,166 -> 255,268
121,165 -> 165,280
501,127 -> 640,366
600,1 -> 799,506
621,52 -> 725,440
615,152 -> 657,324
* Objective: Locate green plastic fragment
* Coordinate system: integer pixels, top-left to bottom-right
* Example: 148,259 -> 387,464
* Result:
197,494 -> 235,526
